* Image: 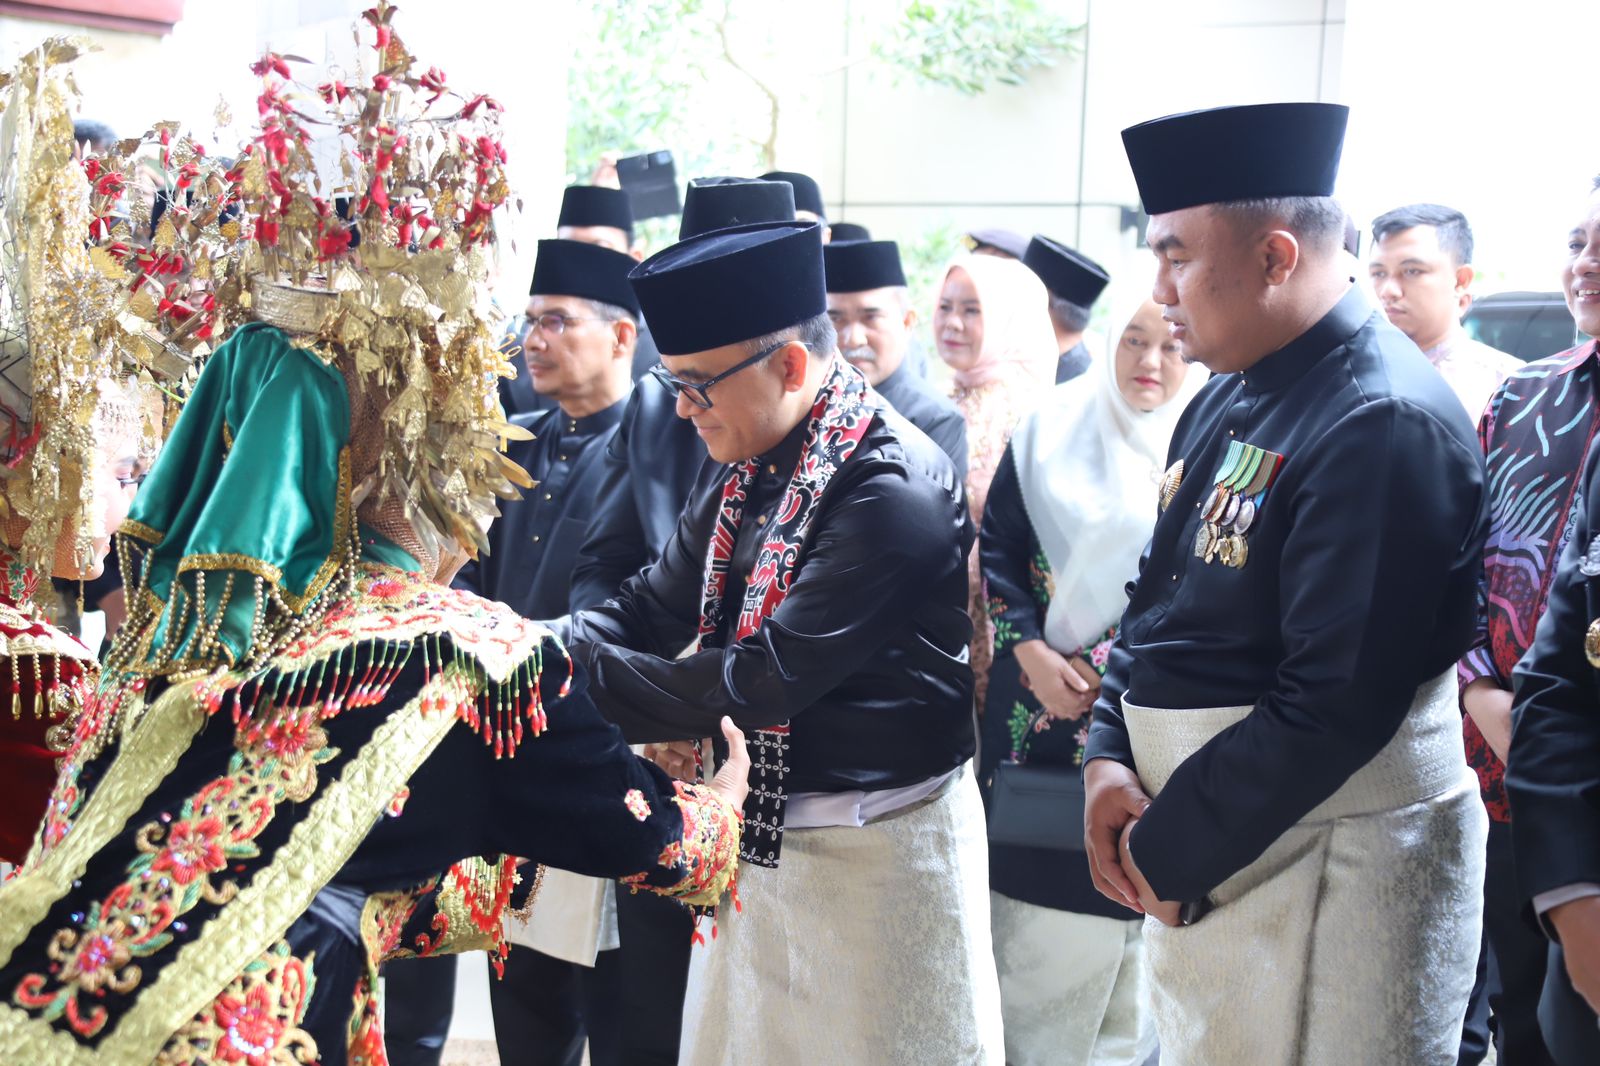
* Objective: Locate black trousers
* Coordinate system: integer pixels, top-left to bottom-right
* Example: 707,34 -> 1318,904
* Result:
613,887 -> 694,1065
1484,819 -> 1558,1064
491,946 -> 622,1066
383,954 -> 458,1066
490,890 -> 694,1066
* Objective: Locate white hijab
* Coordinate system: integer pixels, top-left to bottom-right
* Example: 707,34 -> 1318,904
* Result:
1008,292 -> 1208,652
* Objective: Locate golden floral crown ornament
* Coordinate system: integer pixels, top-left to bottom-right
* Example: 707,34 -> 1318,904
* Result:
219,2 -> 532,565
0,38 -> 236,592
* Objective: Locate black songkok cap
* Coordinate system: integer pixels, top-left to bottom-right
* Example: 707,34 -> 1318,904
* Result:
965,227 -> 1030,259
1023,236 -> 1110,307
558,184 -> 635,239
824,239 -> 907,293
679,177 -> 796,240
759,170 -> 825,219
829,222 -> 871,242
629,221 -> 825,356
530,239 -> 641,319
1122,102 -> 1349,215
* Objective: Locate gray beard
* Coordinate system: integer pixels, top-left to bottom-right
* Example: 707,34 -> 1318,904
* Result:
841,345 -> 876,365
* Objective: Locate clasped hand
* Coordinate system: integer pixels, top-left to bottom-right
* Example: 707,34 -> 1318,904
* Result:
1015,640 -> 1099,722
1084,758 -> 1182,926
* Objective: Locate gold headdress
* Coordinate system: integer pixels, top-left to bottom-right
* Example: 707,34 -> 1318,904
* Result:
217,1 -> 529,565
0,38 -> 236,589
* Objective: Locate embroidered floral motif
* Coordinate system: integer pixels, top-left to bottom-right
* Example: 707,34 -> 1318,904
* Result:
640,781 -> 741,909
156,940 -> 318,1066
349,886 -> 430,1066
11,724 -> 339,1036
385,786 -> 411,818
624,789 -> 651,821
411,856 -> 517,975
1028,548 -> 1054,610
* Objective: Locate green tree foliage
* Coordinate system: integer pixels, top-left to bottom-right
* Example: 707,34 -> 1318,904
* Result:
872,0 -> 1083,97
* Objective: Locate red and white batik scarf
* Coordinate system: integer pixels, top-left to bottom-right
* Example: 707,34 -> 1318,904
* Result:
698,356 -> 877,868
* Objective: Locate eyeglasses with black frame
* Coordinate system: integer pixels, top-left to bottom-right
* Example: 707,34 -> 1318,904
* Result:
648,340 -> 809,410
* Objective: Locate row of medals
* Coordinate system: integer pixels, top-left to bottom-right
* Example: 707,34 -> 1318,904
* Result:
1194,485 -> 1258,569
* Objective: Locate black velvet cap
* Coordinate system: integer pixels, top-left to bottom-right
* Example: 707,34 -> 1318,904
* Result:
530,239 -> 641,318
824,239 -> 907,293
965,227 -> 1030,259
629,221 -> 825,355
557,184 -> 635,239
679,177 -> 796,240
1023,236 -> 1110,306
759,170 -> 825,218
829,222 -> 871,242
1122,102 -> 1349,215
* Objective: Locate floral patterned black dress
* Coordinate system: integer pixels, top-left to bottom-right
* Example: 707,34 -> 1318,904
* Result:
978,448 -> 1139,919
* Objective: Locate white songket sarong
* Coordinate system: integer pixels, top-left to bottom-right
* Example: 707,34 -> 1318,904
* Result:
678,766 -> 1004,1065
1123,671 -> 1486,1066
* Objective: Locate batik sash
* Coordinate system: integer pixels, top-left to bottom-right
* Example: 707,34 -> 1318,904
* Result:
697,356 -> 876,867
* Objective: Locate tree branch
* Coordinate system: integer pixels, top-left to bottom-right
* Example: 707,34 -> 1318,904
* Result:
715,0 -> 781,171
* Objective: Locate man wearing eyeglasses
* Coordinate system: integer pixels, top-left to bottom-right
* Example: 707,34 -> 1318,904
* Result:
556,219 -> 1003,1064
443,237 -> 641,1066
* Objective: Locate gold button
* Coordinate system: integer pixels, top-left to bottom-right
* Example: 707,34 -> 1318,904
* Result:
756,515 -> 767,525
767,464 -> 777,474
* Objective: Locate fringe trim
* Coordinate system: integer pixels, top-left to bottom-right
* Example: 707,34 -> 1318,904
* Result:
193,631 -> 565,761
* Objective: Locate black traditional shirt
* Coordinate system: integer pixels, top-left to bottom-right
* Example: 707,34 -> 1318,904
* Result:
457,400 -> 625,619
1084,288 -> 1488,904
1056,341 -> 1093,384
875,361 -> 969,481
569,377 -> 710,613
561,410 -> 976,793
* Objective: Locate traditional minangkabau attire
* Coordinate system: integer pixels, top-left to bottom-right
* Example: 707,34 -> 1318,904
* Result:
1084,104 -> 1489,1065
980,305 -> 1204,1066
0,14 -> 739,1065
0,42 -> 227,864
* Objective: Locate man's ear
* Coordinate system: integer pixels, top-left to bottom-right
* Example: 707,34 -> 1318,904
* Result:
612,317 -> 639,356
779,340 -> 811,393
1261,229 -> 1301,287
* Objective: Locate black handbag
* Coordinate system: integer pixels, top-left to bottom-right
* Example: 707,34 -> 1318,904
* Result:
986,710 -> 1088,852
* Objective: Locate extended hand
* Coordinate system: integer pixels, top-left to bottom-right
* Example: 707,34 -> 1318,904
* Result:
644,740 -> 701,781
1083,757 -> 1151,912
1550,896 -> 1600,1014
707,717 -> 751,810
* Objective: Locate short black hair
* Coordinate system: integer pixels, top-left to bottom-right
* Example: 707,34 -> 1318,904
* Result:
72,119 -> 117,153
1371,203 -> 1474,266
1213,196 -> 1347,253
743,311 -> 837,360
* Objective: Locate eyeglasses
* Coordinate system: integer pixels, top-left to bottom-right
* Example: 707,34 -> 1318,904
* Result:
648,340 -> 807,410
525,312 -> 606,336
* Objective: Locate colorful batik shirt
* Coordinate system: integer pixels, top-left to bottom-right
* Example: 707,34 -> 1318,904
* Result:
1459,340 -> 1600,821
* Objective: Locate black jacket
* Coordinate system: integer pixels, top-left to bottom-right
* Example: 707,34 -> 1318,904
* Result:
561,406 -> 976,793
1085,288 -> 1488,904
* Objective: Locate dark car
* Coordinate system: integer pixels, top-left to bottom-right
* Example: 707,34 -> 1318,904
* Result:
1463,291 -> 1583,362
